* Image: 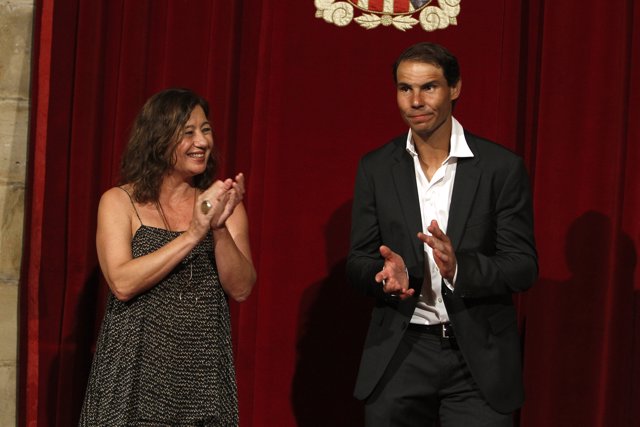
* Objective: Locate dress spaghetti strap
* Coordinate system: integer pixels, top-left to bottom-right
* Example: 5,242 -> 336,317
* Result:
117,186 -> 144,227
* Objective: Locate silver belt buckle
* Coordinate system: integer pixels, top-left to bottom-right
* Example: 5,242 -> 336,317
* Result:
441,323 -> 451,338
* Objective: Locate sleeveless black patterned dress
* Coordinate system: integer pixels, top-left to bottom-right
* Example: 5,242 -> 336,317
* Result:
80,195 -> 238,426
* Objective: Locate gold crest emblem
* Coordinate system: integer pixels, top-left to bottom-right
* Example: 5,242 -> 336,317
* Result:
315,0 -> 460,32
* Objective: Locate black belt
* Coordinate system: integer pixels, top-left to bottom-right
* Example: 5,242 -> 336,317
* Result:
407,322 -> 455,338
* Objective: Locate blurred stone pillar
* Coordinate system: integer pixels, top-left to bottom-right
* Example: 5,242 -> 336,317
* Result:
0,1 -> 33,425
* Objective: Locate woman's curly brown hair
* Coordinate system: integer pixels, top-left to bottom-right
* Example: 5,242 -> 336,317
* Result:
119,88 -> 218,203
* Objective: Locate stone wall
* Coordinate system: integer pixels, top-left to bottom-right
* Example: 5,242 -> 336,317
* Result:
0,0 -> 33,425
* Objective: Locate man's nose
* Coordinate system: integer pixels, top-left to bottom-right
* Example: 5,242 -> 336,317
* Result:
411,91 -> 423,107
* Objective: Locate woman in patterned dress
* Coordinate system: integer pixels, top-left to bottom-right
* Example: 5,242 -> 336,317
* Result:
79,88 -> 256,426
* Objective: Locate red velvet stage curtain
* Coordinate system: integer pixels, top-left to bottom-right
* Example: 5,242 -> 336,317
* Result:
20,1 -> 639,426
517,1 -> 640,426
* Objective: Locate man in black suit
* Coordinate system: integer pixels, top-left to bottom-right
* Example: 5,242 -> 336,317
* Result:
346,42 -> 538,427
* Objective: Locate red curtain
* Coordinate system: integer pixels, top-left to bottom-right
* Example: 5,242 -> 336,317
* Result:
20,0 -> 639,426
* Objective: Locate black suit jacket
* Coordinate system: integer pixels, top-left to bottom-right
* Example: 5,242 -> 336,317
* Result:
346,131 -> 538,413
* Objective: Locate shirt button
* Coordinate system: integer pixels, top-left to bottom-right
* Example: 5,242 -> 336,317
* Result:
438,298 -> 443,303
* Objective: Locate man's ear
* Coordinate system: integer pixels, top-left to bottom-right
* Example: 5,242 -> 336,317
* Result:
451,79 -> 462,101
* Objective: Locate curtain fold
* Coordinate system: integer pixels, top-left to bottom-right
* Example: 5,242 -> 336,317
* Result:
20,0 -> 639,426
518,0 -> 638,425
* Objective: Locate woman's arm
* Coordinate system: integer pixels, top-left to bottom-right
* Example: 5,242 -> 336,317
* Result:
97,181 -> 231,302
212,201 -> 256,302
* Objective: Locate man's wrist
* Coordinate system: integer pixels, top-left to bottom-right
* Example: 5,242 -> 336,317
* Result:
443,265 -> 457,289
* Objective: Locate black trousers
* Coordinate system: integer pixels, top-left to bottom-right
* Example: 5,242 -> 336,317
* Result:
364,328 -> 513,427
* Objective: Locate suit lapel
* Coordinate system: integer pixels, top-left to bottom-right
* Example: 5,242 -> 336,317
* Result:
390,140 -> 424,265
387,133 -> 482,262
447,142 -> 481,250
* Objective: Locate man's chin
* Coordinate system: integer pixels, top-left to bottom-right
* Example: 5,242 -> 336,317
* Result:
410,125 -> 434,138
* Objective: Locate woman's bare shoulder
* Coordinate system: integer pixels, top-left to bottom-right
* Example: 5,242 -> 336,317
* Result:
99,186 -> 135,211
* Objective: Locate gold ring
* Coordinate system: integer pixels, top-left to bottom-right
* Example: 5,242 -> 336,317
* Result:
201,199 -> 212,214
